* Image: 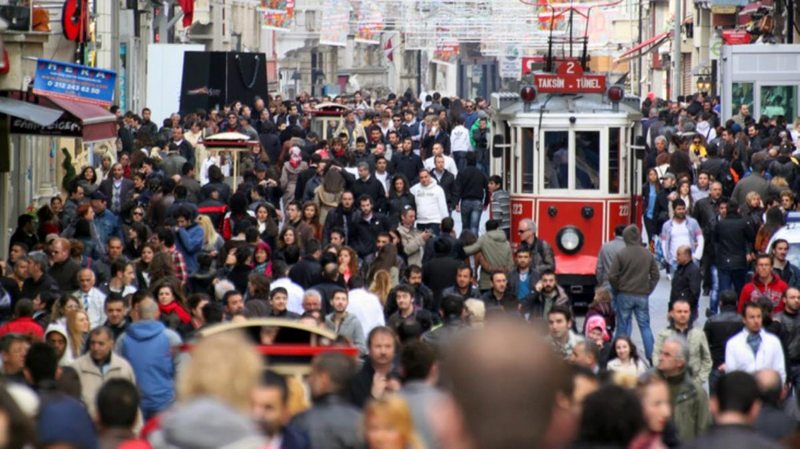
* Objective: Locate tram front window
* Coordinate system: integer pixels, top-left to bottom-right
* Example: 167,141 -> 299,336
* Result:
544,131 -> 568,189
575,131 -> 600,190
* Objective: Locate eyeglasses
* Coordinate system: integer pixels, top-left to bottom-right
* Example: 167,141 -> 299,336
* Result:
518,229 -> 529,234
133,211 -> 144,216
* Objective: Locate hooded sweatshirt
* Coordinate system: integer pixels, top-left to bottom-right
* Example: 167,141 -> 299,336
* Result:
149,397 -> 265,449
608,225 -> 660,296
410,181 -> 449,224
45,323 -> 73,366
464,229 -> 515,290
116,320 -> 181,415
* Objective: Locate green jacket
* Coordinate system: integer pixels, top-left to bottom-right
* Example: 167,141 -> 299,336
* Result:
653,326 -> 713,386
663,370 -> 711,442
464,229 -> 515,290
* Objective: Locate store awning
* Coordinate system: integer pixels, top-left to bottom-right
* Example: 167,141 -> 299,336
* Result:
0,97 -> 63,127
739,1 -> 772,15
614,31 -> 672,63
46,97 -> 117,143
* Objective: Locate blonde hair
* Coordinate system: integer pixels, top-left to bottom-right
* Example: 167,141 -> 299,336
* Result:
368,270 -> 393,306
363,395 -> 424,449
176,332 -> 263,412
196,214 -> 220,247
465,299 -> 485,328
65,310 -> 88,358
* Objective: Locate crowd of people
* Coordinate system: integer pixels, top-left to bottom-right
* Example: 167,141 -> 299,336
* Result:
0,89 -> 796,448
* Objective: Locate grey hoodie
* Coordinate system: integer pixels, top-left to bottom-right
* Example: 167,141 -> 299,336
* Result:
150,397 -> 265,449
608,225 -> 660,296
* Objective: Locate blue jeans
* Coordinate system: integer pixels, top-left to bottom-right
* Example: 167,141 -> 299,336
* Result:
614,293 -> 655,360
460,199 -> 483,236
453,152 -> 468,172
708,265 -> 720,315
718,268 -> 747,297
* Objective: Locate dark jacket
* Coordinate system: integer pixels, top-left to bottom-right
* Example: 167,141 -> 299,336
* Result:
431,169 -> 456,210
390,151 -> 424,185
386,192 -> 416,227
608,225 -> 660,296
323,206 -> 356,244
385,283 -> 436,316
422,255 -> 463,309
290,394 -> 362,449
680,424 -> 783,449
422,233 -> 465,263
670,260 -> 702,304
21,274 -> 59,300
518,237 -> 556,274
351,176 -> 388,213
773,261 -> 800,289
703,305 -> 744,368
773,308 -> 800,364
348,212 -> 391,258
289,256 -> 324,289
49,259 -> 81,291
714,211 -> 755,270
453,166 -> 488,202
480,290 -> 519,314
506,267 -> 540,305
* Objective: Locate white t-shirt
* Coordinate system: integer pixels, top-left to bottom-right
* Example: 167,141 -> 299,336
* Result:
668,220 -> 691,262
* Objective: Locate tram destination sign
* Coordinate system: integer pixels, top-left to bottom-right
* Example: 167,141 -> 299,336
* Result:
534,61 -> 606,94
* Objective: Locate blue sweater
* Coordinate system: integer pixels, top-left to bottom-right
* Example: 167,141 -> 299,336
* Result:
116,320 -> 181,415
176,223 -> 204,274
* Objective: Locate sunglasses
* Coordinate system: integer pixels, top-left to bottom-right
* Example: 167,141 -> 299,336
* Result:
133,211 -> 144,216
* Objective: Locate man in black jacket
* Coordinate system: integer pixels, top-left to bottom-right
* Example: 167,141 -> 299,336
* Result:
390,137 -> 424,185
703,290 -> 744,391
422,239 -> 463,310
351,162 -> 387,213
693,181 -> 722,295
714,199 -> 755,302
294,154 -> 323,203
348,196 -> 391,259
453,152 -> 489,236
169,127 -> 195,167
481,272 -> 518,314
323,191 -> 356,244
670,246 -> 702,322
441,264 -> 481,301
288,240 -> 323,289
431,155 -> 456,212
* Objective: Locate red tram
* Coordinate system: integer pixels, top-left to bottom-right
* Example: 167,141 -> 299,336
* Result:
490,61 -> 643,304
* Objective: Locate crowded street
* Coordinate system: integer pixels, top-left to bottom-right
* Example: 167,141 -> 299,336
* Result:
0,1 -> 799,449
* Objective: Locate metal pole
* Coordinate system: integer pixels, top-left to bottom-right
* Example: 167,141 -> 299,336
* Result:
671,0 -> 682,100
637,0 -> 643,96
788,0 -> 795,44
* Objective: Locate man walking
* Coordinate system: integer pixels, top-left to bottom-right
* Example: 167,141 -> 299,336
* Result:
609,225 -> 660,360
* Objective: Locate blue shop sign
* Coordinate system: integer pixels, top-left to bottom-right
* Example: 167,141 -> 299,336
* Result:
32,59 -> 116,107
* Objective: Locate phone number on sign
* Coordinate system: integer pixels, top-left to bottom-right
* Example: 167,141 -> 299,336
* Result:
46,80 -> 102,95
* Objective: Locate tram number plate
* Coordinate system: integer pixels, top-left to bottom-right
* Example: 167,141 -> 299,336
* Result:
619,205 -> 629,217
512,204 -> 524,215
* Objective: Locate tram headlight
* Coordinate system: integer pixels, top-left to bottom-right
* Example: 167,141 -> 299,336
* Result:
556,226 -> 584,254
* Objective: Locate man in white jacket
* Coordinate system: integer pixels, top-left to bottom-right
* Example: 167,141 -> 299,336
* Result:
424,142 -> 458,177
410,169 -> 449,236
450,117 -> 473,171
725,301 -> 786,384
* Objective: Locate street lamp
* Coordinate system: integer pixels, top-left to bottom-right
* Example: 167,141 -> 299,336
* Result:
696,76 -> 710,93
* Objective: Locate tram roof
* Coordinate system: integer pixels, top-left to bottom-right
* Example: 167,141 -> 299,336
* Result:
492,92 -> 642,119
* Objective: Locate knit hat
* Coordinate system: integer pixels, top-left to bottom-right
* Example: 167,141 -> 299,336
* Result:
37,396 -> 98,449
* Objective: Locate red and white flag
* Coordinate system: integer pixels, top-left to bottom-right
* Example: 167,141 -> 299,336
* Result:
384,38 -> 394,62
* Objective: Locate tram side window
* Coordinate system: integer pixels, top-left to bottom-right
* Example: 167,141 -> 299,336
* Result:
575,131 -> 600,190
608,128 -> 620,194
544,131 -> 569,189
522,128 -> 535,193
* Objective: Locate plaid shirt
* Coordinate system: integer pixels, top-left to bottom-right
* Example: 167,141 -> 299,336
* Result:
168,245 -> 187,286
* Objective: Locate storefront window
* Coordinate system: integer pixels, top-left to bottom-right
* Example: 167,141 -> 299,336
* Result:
521,128 -> 534,193
732,82 -> 753,116
608,128 -> 620,194
543,131 -> 568,189
575,131 -> 600,190
760,85 -> 796,120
